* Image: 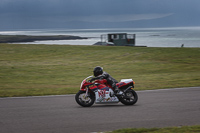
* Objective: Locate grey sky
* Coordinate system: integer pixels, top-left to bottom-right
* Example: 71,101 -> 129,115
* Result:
1,0 -> 200,29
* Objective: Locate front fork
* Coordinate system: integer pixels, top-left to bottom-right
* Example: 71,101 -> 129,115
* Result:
85,87 -> 89,97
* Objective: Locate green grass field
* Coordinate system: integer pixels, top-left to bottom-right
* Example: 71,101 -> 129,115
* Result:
108,125 -> 200,133
0,44 -> 200,97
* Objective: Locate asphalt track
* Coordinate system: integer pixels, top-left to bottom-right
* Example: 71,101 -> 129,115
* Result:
0,87 -> 200,133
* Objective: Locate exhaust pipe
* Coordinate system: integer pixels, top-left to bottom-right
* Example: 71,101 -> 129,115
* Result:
124,86 -> 133,93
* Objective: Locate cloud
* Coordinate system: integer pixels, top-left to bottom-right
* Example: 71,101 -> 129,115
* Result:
67,13 -> 174,22
0,0 -> 200,29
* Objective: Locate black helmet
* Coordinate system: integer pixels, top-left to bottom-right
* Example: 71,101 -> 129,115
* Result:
93,66 -> 103,77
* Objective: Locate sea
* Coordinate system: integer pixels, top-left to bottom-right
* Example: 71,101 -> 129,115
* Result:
1,27 -> 200,47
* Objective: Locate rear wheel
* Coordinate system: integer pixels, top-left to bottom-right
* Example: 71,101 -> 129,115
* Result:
120,90 -> 138,105
75,90 -> 95,107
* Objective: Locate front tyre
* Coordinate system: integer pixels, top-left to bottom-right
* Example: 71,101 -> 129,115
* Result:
120,90 -> 138,105
75,90 -> 95,107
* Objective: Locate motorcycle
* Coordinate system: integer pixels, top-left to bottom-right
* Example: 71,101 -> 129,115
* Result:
75,76 -> 138,107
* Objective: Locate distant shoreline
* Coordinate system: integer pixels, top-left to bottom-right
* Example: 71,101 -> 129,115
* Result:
0,35 -> 88,43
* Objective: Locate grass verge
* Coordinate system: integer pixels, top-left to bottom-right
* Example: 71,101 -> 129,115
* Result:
108,125 -> 200,133
0,44 -> 200,97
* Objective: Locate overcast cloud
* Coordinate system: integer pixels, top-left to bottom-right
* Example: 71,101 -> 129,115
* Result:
0,0 -> 200,29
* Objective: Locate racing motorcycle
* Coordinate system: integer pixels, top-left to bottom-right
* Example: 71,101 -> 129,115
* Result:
75,76 -> 138,107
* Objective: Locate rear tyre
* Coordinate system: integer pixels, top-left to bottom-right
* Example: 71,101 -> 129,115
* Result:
75,90 -> 95,107
120,89 -> 138,105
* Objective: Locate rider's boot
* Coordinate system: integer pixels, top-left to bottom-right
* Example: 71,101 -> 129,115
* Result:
111,83 -> 122,96
114,86 -> 122,96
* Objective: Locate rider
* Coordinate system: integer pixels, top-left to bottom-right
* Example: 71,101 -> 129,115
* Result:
90,66 -> 121,95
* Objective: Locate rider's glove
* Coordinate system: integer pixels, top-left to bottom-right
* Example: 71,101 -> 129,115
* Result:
89,75 -> 104,82
89,78 -> 97,82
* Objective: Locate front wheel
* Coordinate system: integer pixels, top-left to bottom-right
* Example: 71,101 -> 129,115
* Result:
120,90 -> 138,105
75,90 -> 95,107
